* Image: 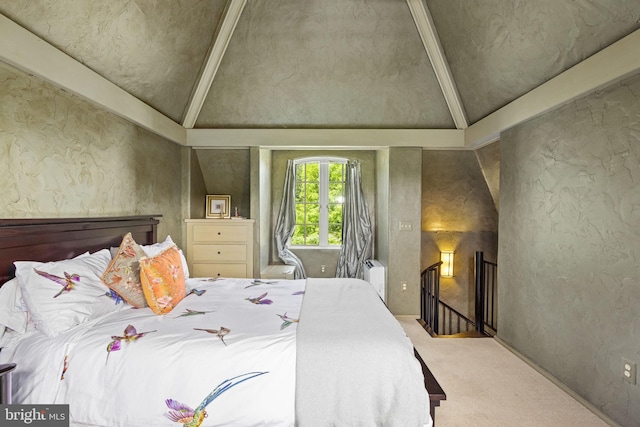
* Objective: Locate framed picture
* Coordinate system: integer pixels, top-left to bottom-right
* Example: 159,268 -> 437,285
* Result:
206,195 -> 231,219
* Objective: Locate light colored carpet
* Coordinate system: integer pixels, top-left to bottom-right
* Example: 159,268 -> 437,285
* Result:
397,316 -> 613,427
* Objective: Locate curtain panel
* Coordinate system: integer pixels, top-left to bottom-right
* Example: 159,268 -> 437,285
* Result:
336,160 -> 373,279
274,159 -> 307,279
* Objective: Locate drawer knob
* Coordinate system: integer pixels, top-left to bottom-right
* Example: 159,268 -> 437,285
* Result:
217,251 -> 221,255
217,232 -> 221,235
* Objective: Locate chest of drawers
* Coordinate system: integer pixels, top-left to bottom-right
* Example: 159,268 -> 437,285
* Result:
185,219 -> 254,278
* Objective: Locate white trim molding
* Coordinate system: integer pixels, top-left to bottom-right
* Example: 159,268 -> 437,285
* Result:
407,0 -> 468,130
187,128 -> 465,149
466,28 -> 640,148
181,0 -> 247,128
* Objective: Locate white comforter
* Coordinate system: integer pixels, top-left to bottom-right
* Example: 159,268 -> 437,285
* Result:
1,277 -> 431,427
1,278 -> 305,427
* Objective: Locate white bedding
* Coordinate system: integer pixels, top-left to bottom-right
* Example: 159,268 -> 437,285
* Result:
296,278 -> 431,427
1,277 -> 432,427
1,277 -> 305,426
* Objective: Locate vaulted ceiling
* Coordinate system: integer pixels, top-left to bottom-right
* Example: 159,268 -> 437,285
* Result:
1,0 -> 639,148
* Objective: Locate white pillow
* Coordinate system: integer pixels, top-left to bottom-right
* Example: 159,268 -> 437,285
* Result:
0,252 -> 91,340
15,249 -> 122,337
141,235 -> 190,278
0,278 -> 28,334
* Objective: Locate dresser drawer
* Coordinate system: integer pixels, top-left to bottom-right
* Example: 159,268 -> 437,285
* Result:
191,224 -> 248,243
192,244 -> 247,262
191,263 -> 248,278
186,219 -> 255,279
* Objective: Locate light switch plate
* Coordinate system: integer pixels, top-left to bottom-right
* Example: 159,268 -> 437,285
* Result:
399,221 -> 412,231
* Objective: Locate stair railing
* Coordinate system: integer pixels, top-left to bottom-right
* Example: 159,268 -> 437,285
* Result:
419,261 -> 441,336
420,252 -> 498,337
475,251 -> 497,335
420,261 -> 476,336
437,300 -> 475,335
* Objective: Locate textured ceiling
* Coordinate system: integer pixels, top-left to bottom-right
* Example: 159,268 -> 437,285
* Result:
1,0 -> 639,130
197,0 -> 454,129
428,0 -> 640,123
0,0 -> 227,122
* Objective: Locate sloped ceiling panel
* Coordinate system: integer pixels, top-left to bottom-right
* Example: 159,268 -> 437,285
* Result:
0,0 -> 227,123
427,0 -> 640,124
196,0 -> 455,129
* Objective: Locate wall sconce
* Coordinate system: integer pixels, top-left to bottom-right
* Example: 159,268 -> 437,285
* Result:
440,251 -> 454,277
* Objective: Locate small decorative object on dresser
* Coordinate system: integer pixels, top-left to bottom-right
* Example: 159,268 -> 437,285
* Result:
206,195 -> 231,219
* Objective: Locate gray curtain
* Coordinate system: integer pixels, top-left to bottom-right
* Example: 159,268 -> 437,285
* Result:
274,159 -> 307,279
336,160 -> 373,279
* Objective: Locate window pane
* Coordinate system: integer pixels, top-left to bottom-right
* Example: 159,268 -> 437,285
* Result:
306,203 -> 319,224
291,225 -> 305,245
295,181 -> 305,201
328,183 -> 343,203
328,224 -> 343,245
295,164 -> 305,181
329,163 -> 344,181
306,224 -> 319,246
306,183 -> 319,202
295,203 -> 305,224
305,163 -> 319,181
328,203 -> 342,224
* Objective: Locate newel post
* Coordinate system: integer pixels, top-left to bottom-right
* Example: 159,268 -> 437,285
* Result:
474,251 -> 485,335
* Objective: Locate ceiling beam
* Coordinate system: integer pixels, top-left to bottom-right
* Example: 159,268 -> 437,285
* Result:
182,0 -> 247,128
187,128 -> 465,149
466,28 -> 640,148
0,14 -> 186,145
406,0 -> 468,130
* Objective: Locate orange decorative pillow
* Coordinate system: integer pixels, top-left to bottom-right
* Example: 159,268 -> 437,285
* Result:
139,245 -> 186,315
101,233 -> 148,308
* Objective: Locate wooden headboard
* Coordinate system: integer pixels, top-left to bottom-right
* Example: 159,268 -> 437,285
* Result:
0,216 -> 160,286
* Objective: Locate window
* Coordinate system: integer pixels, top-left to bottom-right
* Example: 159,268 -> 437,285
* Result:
291,157 -> 346,247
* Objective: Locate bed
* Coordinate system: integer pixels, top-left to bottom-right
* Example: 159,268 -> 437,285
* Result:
0,216 -> 443,427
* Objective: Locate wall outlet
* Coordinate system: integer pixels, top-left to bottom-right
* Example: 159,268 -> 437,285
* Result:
401,281 -> 407,291
623,357 -> 636,384
321,265 -> 326,273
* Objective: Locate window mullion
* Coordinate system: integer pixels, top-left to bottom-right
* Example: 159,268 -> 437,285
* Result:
318,162 -> 328,246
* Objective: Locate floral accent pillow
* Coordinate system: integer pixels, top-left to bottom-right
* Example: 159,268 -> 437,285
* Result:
141,235 -> 190,279
101,233 -> 148,308
139,245 -> 186,315
14,249 -> 120,337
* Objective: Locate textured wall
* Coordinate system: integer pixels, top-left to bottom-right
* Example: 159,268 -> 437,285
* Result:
197,0 -> 453,128
475,141 -> 501,212
187,149 -> 207,220
499,72 -> 640,426
195,149 -> 252,219
422,150 -> 498,232
387,148 -> 422,315
0,62 -> 183,242
421,150 -> 498,317
427,0 -> 640,123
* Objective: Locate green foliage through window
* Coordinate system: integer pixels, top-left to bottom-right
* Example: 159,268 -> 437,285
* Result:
291,158 -> 345,247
